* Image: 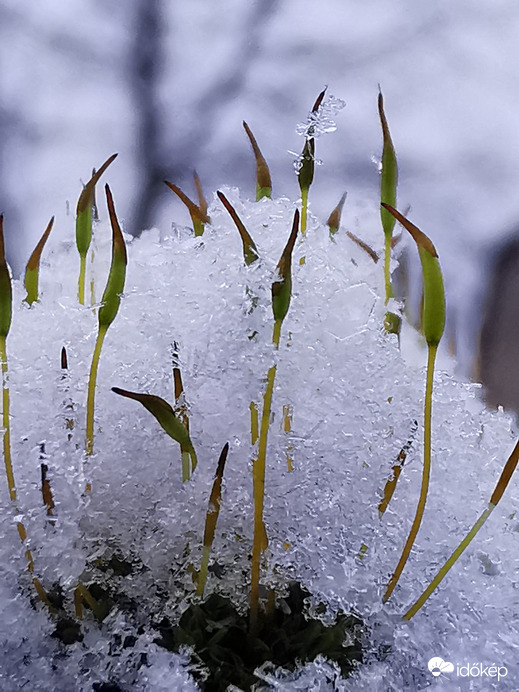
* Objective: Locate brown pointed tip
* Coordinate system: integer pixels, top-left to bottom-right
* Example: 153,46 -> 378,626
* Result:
104,184 -> 119,230
312,86 -> 327,113
61,346 -> 68,370
112,386 -> 133,399
0,215 -> 5,262
164,180 -> 210,224
281,208 -> 299,261
216,442 -> 230,475
381,203 -> 438,257
327,191 -> 347,229
77,154 -> 118,213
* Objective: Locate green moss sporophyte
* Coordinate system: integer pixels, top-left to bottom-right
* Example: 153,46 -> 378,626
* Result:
381,203 -> 445,603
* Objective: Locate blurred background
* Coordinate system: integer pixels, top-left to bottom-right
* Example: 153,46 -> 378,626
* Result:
2,0 -> 519,410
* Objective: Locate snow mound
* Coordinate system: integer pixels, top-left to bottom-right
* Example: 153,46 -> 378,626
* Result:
0,190 -> 518,690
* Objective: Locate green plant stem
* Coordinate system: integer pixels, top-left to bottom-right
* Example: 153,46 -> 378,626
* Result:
250,320 -> 281,633
384,232 -> 392,305
90,246 -> 96,306
78,254 -> 87,306
181,446 -> 191,483
85,325 -> 107,456
301,188 -> 309,235
0,336 -> 14,502
384,342 -> 437,602
403,505 -> 494,620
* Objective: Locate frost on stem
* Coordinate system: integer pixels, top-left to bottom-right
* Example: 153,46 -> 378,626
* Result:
291,91 -> 345,174
295,93 -> 346,140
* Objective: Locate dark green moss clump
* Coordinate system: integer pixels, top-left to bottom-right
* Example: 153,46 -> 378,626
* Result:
155,583 -> 363,691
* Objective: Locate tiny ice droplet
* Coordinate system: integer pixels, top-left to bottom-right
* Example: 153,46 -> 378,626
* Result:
371,155 -> 382,173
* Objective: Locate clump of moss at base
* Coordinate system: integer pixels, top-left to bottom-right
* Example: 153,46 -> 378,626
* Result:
155,583 -> 363,691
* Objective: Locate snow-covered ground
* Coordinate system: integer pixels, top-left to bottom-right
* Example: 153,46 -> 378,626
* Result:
0,190 -> 518,690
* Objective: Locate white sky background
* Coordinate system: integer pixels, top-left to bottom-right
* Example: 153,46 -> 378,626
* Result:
2,0 -> 519,367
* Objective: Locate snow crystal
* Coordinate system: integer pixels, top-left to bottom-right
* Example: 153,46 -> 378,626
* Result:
296,92 -> 347,140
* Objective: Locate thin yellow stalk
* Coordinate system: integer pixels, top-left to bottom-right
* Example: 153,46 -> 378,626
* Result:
85,326 -> 107,456
403,507 -> 493,620
301,187 -> 309,236
0,335 -> 14,501
90,246 -> 96,306
384,232 -> 392,305
384,343 -> 437,602
283,404 -> 294,472
250,210 -> 298,632
78,254 -> 87,306
0,290 -> 47,603
250,324 -> 280,632
404,438 -> 519,619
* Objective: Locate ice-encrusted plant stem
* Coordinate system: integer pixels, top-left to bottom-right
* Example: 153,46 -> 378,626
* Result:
382,205 -> 445,603
250,209 -> 298,634
404,438 -> 519,619
85,185 -> 127,457
76,154 -> 117,306
297,88 -> 326,236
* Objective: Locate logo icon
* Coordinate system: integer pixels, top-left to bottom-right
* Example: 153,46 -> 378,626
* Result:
428,657 -> 454,677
